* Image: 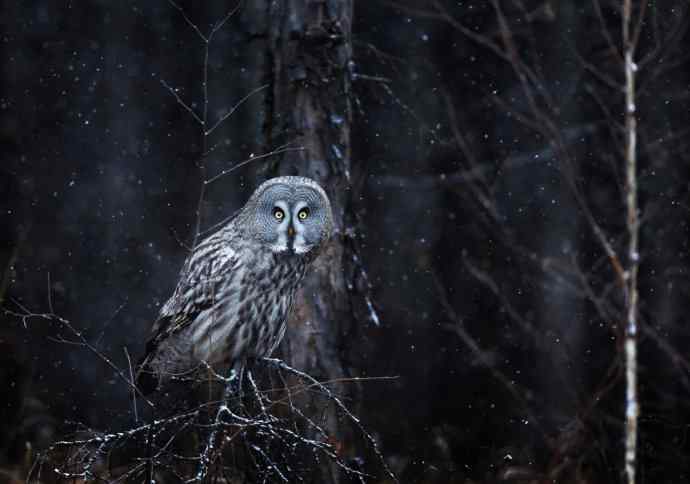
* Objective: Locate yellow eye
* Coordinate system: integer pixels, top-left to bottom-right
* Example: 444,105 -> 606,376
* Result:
297,208 -> 309,220
274,208 -> 285,220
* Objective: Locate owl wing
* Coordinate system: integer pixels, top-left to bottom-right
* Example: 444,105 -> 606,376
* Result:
137,228 -> 242,380
136,237 -> 242,395
151,239 -> 240,345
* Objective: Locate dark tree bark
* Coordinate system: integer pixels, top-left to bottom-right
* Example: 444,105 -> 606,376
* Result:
264,0 -> 353,368
243,1 -> 356,480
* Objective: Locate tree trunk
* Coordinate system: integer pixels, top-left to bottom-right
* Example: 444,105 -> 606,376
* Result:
243,1 -> 355,480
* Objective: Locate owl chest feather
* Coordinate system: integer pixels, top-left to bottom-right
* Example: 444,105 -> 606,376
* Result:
189,247 -> 308,364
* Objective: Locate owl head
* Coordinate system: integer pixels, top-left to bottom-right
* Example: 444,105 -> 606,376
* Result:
239,176 -> 334,255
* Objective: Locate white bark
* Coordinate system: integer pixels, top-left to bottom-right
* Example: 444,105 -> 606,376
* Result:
623,1 -> 639,483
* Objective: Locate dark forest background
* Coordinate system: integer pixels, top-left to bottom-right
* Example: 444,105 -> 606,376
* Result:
2,1 -> 690,483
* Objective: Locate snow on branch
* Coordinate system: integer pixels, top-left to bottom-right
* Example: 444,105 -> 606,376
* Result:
5,303 -> 397,482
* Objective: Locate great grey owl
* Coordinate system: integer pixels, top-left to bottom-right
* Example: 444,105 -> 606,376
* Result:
136,176 -> 333,394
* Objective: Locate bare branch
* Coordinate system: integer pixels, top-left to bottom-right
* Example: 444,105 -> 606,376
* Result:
204,144 -> 305,185
592,0 -> 623,62
167,0 -> 208,43
209,1 -> 243,41
160,79 -> 204,125
5,306 -> 155,409
124,346 -> 139,422
205,84 -> 269,136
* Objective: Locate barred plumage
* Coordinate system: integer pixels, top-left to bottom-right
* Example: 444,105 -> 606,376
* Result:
136,176 -> 333,394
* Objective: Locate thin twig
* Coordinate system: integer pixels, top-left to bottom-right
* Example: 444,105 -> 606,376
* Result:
6,306 -> 155,409
160,79 -> 203,125
205,84 -> 269,136
124,346 -> 139,422
167,0 -> 208,42
204,145 -> 305,185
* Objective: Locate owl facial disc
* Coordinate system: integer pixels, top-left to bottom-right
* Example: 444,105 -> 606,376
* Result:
239,176 -> 333,256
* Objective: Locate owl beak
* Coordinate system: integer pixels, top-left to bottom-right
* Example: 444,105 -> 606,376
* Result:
287,225 -> 295,238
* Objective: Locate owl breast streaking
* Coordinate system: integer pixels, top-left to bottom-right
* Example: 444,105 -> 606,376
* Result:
136,176 -> 333,395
